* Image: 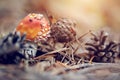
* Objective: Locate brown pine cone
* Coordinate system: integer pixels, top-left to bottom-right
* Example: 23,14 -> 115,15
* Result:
50,18 -> 76,43
85,31 -> 119,63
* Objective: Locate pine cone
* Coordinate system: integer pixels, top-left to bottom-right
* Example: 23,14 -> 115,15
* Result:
19,42 -> 37,59
50,18 -> 76,43
0,32 -> 26,64
85,31 -> 118,63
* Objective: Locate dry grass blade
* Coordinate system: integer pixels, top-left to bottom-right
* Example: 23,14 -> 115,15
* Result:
78,30 -> 91,41
34,48 -> 70,60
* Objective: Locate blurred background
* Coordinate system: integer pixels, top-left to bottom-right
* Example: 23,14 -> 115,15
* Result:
0,0 -> 120,37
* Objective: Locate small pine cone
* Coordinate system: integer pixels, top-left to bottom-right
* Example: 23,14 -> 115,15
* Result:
85,31 -> 119,63
50,18 -> 76,43
0,32 -> 26,64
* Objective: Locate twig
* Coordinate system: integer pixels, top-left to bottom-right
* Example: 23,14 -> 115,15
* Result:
78,63 -> 120,74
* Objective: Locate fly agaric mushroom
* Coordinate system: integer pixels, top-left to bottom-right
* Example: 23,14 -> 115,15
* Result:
16,13 -> 50,42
